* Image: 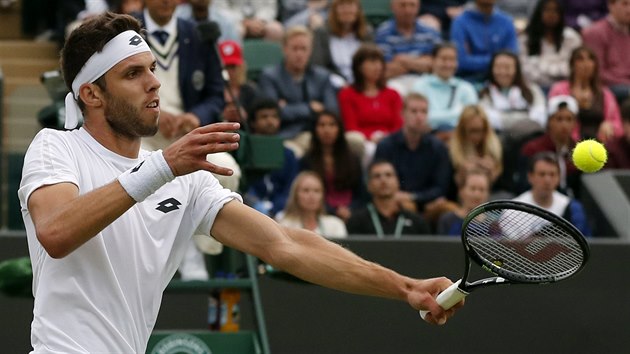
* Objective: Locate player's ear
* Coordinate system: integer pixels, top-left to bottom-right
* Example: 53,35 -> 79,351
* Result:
78,83 -> 104,109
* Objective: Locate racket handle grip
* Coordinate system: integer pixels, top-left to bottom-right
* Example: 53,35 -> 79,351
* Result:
419,279 -> 468,320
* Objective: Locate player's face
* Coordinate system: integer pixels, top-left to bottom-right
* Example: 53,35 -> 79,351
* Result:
403,98 -> 429,134
433,47 -> 458,80
296,175 -> 324,212
101,52 -> 161,138
252,108 -> 280,135
492,54 -> 516,88
368,163 -> 399,198
459,174 -> 490,211
144,0 -> 178,26
315,114 -> 340,147
529,161 -> 560,199
283,34 -> 312,73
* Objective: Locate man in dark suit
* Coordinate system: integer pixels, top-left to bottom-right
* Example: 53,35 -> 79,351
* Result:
136,0 -> 224,147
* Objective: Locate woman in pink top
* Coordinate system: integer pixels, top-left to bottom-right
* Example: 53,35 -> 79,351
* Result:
338,43 -> 403,163
548,46 -> 622,143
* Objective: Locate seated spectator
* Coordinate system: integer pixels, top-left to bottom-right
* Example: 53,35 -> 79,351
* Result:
449,105 -> 503,187
218,40 -> 260,124
582,0 -> 630,105
117,0 -> 143,14
513,152 -> 591,236
437,169 -> 491,236
300,111 -> 365,222
449,0 -> 519,83
346,160 -> 430,237
519,0 -> 582,90
338,43 -> 403,165
242,99 -> 299,217
311,0 -> 373,84
284,0 -> 329,31
258,26 -> 339,156
521,95 -> 581,196
374,93 -> 452,212
411,42 -> 479,134
563,0 -> 608,31
418,0 -> 467,36
276,171 -> 348,238
548,46 -> 623,144
279,0 -> 310,24
605,98 -> 630,169
175,0 -> 241,42
375,0 -> 442,80
212,0 -> 284,41
479,51 -> 547,135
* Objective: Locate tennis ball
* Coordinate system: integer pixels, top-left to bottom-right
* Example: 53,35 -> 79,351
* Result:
572,139 -> 607,173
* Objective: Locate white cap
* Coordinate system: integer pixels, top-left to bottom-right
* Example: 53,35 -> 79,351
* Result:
548,95 -> 579,116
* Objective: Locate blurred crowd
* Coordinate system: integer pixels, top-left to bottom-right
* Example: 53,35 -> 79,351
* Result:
22,0 -> 630,238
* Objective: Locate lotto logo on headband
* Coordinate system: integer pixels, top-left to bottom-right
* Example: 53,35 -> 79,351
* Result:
129,35 -> 143,46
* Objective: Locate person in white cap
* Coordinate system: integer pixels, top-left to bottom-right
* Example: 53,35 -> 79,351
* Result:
19,12 -> 461,354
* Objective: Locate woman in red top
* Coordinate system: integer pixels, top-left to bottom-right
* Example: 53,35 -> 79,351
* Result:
338,43 -> 403,164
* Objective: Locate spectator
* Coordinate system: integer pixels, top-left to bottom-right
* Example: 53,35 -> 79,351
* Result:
411,42 -> 479,135
519,0 -> 583,90
311,0 -> 373,83
605,98 -> 630,169
437,169 -> 491,236
479,51 -> 547,135
563,0 -> 608,31
513,152 -> 591,236
279,0 -> 310,24
521,95 -> 581,196
449,105 -> 503,188
243,99 -> 299,217
582,0 -> 630,105
548,46 -> 623,144
338,43 -> 404,165
418,0 -> 467,36
300,111 -> 365,222
276,171 -> 348,238
450,0 -> 519,82
218,40 -> 260,124
374,93 -> 452,212
258,26 -> 339,156
175,0 -> 242,42
375,0 -> 442,80
346,160 -> 430,237
117,0 -> 143,14
212,0 -> 284,41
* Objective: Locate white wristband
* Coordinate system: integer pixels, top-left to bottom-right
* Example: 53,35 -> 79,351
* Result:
118,150 -> 175,202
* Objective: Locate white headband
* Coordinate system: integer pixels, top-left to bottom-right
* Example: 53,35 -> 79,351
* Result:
64,30 -> 151,129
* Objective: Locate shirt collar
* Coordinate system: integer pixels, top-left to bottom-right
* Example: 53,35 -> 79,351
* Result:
144,9 -> 178,37
607,15 -> 630,34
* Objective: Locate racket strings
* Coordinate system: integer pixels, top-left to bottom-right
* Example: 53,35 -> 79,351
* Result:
466,209 -> 585,282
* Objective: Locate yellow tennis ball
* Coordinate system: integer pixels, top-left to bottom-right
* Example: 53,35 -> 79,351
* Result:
572,139 -> 607,173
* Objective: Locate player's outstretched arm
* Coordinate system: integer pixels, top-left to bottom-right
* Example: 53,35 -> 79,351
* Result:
211,200 -> 461,325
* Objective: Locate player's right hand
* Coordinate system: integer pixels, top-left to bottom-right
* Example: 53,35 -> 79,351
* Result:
163,122 -> 240,177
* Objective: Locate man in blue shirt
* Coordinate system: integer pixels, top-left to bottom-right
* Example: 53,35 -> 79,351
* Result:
375,0 -> 442,79
373,93 -> 452,212
450,0 -> 518,82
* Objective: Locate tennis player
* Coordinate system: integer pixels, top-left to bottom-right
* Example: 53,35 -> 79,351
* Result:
18,12 -> 461,353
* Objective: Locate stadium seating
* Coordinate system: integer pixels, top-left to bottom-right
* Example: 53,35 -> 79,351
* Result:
361,0 -> 393,28
242,39 -> 283,83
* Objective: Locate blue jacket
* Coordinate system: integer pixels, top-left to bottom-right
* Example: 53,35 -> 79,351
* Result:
257,63 -> 339,139
450,5 -> 518,78
246,147 -> 299,216
137,14 -> 224,126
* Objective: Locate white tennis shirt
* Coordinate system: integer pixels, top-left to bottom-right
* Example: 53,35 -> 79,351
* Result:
18,128 -> 241,353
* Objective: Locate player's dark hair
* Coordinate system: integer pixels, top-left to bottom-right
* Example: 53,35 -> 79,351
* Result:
528,152 -> 560,173
60,12 -> 144,110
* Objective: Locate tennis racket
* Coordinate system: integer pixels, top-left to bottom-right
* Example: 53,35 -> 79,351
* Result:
420,200 -> 590,319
